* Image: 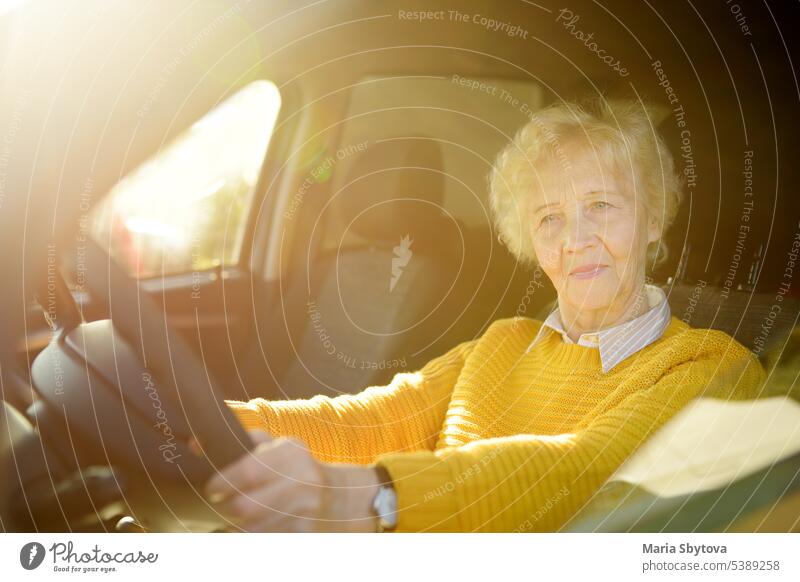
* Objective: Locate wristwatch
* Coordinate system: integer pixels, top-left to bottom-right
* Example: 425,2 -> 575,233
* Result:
371,465 -> 398,532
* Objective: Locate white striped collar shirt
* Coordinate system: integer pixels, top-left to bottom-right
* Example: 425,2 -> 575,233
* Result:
525,284 -> 672,373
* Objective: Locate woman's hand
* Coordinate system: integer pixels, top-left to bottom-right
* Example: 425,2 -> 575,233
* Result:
203,430 -> 381,532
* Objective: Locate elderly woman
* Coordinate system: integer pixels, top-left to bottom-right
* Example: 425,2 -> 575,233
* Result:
206,99 -> 765,532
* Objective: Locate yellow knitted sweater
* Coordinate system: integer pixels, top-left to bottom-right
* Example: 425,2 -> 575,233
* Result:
226,316 -> 765,532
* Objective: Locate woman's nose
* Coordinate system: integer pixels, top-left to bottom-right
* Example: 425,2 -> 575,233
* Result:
563,214 -> 599,254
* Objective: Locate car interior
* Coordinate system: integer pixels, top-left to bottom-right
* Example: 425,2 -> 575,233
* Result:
1,0 -> 798,532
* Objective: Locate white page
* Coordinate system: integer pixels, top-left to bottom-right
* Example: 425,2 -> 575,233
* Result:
606,396 -> 800,497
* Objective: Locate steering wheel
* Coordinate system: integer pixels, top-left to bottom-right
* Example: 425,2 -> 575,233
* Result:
3,237 -> 255,532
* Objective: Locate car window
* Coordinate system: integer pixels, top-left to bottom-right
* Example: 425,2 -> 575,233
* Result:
89,80 -> 281,278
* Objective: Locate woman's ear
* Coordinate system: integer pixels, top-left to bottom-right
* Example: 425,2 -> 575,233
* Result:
646,214 -> 662,245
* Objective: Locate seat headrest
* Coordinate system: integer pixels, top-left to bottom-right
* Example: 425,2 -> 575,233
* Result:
338,137 -> 449,245
664,283 -> 799,357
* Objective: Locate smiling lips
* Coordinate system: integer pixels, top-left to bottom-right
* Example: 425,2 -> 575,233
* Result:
569,264 -> 607,279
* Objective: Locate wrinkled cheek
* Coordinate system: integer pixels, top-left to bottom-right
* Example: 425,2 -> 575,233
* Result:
533,243 -> 561,285
533,239 -> 560,269
608,232 -> 646,274
608,219 -> 644,255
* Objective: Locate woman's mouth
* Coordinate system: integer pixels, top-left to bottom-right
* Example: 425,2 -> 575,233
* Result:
569,264 -> 607,279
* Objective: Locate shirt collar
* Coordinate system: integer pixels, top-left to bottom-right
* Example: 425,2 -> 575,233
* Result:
525,284 -> 672,373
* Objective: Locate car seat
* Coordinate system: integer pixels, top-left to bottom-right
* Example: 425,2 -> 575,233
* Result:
250,137 -> 465,399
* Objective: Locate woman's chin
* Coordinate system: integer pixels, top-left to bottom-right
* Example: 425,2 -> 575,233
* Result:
563,281 -> 618,311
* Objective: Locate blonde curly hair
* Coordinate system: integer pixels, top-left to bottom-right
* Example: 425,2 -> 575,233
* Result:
489,98 -> 683,270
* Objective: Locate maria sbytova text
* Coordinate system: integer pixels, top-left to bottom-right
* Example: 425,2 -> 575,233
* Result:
644,543 -> 727,557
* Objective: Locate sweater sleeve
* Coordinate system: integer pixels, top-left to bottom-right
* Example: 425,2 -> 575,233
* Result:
375,349 -> 766,532
224,339 -> 478,464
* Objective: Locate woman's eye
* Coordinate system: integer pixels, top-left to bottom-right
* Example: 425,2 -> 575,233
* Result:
592,201 -> 610,210
540,214 -> 558,225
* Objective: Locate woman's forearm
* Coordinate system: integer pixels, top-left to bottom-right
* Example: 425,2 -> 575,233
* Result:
225,339 -> 478,464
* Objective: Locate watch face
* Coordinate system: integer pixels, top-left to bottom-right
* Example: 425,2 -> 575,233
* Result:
374,486 -> 398,529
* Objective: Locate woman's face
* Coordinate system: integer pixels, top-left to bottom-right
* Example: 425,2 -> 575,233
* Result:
528,145 -> 660,322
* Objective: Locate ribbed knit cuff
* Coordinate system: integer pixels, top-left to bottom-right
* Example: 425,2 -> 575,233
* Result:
375,451 -> 461,532
225,399 -> 271,432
